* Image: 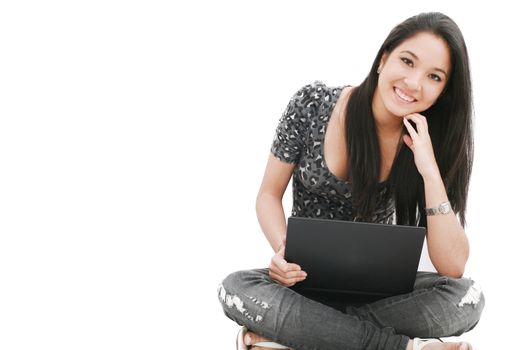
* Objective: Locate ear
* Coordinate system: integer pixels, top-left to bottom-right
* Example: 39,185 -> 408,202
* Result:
378,52 -> 389,71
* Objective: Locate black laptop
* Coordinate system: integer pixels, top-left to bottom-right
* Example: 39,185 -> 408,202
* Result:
284,216 -> 426,299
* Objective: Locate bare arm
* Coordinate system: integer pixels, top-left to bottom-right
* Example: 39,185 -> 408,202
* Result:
423,174 -> 469,278
256,153 -> 307,286
403,114 -> 469,278
256,153 -> 296,253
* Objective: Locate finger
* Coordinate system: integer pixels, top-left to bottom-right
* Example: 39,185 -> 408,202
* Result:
404,113 -> 428,132
269,260 -> 300,279
269,269 -> 288,285
287,263 -> 302,272
285,275 -> 308,286
269,267 -> 288,283
269,269 -> 304,287
281,276 -> 306,288
269,263 -> 306,282
283,269 -> 307,279
403,134 -> 414,149
403,117 -> 418,140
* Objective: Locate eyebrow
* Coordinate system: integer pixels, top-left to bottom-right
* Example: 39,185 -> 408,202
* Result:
400,50 -> 448,77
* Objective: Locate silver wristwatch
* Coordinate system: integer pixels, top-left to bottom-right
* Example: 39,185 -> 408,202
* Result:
425,201 -> 452,216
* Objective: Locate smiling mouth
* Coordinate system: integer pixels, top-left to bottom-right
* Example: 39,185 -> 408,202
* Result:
394,87 -> 417,103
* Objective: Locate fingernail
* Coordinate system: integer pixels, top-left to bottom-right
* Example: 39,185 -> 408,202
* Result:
244,334 -> 252,345
459,343 -> 468,350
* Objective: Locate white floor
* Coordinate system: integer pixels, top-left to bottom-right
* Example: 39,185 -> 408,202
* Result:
212,310 -> 490,349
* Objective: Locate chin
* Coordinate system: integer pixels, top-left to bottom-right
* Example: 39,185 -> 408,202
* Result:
389,101 -> 429,117
385,103 -> 419,118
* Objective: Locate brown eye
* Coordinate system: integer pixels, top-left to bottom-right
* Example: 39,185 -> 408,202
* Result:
401,57 -> 413,67
429,74 -> 442,82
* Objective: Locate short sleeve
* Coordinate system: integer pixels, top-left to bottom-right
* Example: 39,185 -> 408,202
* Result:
270,81 -> 324,164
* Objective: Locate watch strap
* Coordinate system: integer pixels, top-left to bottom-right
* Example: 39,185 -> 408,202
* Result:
425,201 -> 451,216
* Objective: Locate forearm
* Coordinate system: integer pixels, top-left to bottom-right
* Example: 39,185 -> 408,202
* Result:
423,173 -> 469,277
256,192 -> 288,253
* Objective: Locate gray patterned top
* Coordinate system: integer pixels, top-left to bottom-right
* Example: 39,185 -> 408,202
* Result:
271,81 -> 395,224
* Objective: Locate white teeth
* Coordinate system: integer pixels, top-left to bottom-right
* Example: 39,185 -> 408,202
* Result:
395,88 -> 415,102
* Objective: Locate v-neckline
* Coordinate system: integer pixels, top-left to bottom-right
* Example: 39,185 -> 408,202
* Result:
321,85 -> 352,184
321,85 -> 390,186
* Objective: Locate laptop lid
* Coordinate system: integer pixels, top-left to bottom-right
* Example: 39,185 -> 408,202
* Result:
284,216 -> 426,297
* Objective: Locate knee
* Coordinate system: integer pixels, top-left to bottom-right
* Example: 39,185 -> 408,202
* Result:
217,270 -> 244,322
443,277 -> 485,335
218,270 -> 244,297
218,269 -> 265,299
217,270 -> 248,309
217,269 -> 270,322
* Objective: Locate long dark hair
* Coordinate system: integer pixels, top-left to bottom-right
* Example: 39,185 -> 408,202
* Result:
347,12 -> 473,227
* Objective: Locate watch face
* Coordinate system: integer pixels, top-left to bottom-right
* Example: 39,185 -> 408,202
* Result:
439,202 -> 451,214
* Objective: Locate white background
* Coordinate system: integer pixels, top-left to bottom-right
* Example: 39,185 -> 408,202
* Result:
0,1 -> 522,349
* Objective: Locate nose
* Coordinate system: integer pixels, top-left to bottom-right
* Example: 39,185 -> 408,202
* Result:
404,73 -> 423,92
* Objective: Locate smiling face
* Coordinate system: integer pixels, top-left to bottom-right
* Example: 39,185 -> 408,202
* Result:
372,31 -> 451,120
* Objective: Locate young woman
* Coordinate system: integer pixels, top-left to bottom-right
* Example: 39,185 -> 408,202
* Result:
218,12 -> 484,350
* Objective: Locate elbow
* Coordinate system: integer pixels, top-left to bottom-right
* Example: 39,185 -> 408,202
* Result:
255,191 -> 276,216
437,266 -> 465,279
433,240 -> 470,278
255,190 -> 266,213
433,252 -> 468,278
436,257 -> 467,278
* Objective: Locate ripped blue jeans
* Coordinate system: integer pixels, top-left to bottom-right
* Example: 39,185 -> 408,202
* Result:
218,268 -> 484,350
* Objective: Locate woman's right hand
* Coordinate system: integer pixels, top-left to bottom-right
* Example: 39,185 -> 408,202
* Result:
268,240 -> 307,287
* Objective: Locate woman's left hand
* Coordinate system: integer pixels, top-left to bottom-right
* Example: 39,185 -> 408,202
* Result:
402,113 -> 441,179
